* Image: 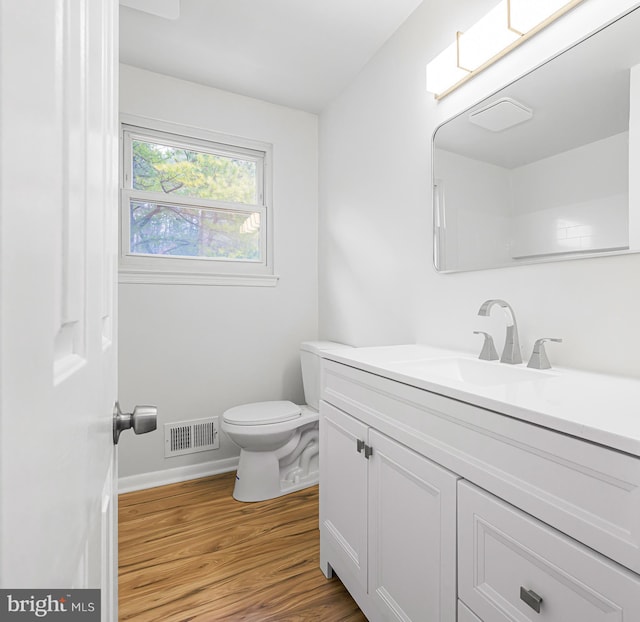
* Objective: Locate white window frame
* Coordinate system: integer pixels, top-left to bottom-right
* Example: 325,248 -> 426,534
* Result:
119,114 -> 277,286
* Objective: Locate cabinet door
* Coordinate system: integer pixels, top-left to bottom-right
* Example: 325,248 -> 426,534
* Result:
320,401 -> 369,592
368,430 -> 458,622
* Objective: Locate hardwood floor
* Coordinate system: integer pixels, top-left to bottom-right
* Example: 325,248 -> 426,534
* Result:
119,472 -> 366,621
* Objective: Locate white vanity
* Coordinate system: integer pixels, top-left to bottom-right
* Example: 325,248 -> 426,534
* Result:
318,344 -> 640,622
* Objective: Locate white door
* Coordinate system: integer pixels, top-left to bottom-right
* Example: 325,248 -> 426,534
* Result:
0,0 -> 119,619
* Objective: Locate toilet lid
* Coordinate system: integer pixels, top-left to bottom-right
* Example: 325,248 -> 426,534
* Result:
223,400 -> 301,426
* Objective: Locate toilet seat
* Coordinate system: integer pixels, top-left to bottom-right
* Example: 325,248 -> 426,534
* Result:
223,400 -> 301,426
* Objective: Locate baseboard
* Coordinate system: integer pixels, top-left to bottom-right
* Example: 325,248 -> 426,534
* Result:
118,457 -> 239,494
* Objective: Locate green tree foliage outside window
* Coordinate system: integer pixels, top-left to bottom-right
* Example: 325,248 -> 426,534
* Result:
129,139 -> 261,260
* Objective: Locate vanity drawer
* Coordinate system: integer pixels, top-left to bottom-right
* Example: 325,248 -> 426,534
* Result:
458,481 -> 640,622
321,359 -> 640,574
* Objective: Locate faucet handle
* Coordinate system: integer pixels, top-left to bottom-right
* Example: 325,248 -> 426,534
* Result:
527,338 -> 563,370
473,331 -> 499,361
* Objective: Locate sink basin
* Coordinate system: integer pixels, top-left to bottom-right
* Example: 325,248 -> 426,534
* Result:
392,357 -> 555,387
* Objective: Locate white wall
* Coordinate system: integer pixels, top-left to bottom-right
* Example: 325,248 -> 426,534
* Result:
319,0 -> 640,377
118,65 -> 318,484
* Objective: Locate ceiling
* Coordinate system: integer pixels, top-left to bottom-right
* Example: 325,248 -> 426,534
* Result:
119,0 -> 423,113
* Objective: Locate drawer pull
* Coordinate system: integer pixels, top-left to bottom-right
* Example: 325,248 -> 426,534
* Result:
356,439 -> 365,453
520,587 -> 543,613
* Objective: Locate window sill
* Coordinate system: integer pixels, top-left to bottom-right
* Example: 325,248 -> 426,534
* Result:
118,268 -> 279,287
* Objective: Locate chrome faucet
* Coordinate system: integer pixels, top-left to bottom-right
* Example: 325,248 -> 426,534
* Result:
477,299 -> 522,364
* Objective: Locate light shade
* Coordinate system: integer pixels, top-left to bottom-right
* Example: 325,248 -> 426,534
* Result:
458,1 -> 520,72
426,41 -> 470,96
509,0 -> 571,34
425,0 -> 583,99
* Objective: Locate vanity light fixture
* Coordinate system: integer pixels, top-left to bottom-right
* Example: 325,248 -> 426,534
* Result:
426,0 -> 585,99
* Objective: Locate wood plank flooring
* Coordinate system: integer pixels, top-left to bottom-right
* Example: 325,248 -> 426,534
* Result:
119,471 -> 367,621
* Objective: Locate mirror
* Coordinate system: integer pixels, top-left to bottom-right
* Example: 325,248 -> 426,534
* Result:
433,6 -> 640,272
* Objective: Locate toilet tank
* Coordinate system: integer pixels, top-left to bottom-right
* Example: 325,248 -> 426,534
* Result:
300,341 -> 351,410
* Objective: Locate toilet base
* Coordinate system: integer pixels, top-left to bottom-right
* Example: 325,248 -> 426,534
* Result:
232,447 -> 319,502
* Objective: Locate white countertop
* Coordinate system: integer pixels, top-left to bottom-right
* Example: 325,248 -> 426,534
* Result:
321,344 -> 640,458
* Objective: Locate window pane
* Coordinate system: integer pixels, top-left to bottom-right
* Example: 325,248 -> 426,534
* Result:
132,139 -> 258,204
129,200 -> 261,261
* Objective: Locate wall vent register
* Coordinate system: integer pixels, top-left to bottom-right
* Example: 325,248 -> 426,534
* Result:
164,416 -> 220,457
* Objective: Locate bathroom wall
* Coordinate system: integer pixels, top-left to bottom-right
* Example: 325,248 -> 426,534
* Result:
118,65 -> 318,488
319,0 -> 640,377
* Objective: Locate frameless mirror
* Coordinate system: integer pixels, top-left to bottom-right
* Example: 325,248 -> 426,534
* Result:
433,6 -> 640,272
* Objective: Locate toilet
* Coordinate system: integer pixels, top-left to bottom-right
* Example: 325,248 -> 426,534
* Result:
222,341 -> 349,502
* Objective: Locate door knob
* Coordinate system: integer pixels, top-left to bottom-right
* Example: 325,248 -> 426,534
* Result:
113,402 -> 158,445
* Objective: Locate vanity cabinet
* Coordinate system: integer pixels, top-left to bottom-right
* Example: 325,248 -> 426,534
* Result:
319,401 -> 458,622
319,357 -> 640,622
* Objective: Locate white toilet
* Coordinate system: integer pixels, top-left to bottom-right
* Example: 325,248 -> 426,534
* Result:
222,341 -> 349,502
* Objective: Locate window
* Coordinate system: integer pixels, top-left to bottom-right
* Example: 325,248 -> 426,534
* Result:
120,118 -> 275,285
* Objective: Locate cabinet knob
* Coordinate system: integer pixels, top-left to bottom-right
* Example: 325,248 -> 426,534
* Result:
520,587 -> 543,613
356,439 -> 373,459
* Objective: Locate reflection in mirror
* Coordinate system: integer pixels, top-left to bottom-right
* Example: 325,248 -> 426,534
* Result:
433,5 -> 640,272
